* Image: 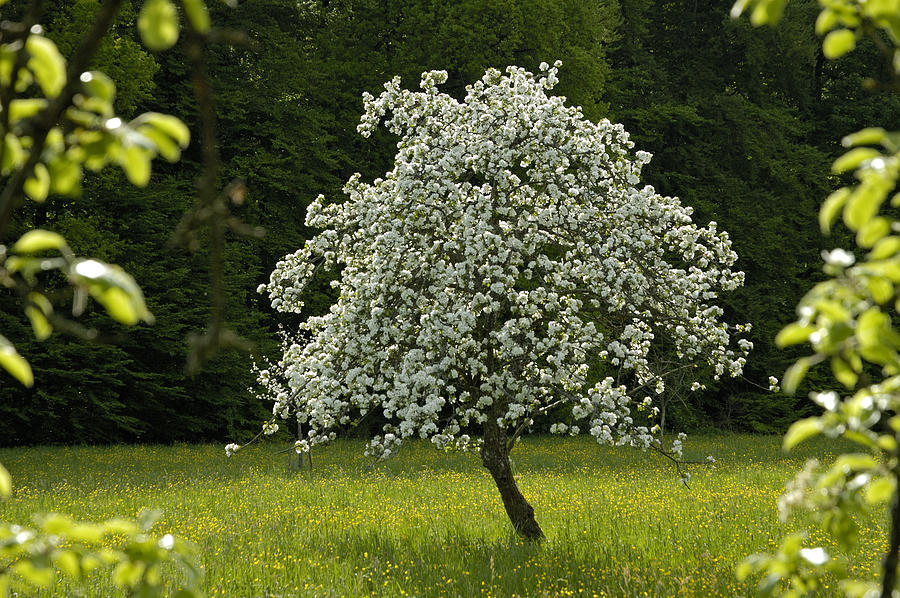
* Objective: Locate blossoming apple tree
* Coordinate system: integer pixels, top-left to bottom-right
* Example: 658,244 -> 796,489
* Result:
258,63 -> 751,539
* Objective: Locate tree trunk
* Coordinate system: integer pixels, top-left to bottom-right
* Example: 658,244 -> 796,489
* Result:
480,417 -> 544,540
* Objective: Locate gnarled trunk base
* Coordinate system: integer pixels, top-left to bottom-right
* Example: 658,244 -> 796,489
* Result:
481,418 -> 544,540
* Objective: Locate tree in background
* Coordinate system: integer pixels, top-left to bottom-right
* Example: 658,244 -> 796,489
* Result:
257,63 -> 751,539
603,0 -> 839,432
732,1 -> 900,596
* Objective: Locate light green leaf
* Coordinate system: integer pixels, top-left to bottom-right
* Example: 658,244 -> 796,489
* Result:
834,453 -> 878,471
0,335 -> 33,387
833,148 -> 880,174
12,229 -> 68,254
49,157 -> 82,196
783,357 -> 811,395
137,125 -> 181,162
102,519 -> 139,536
113,560 -> 145,588
823,29 -> 857,59
119,144 -> 151,187
866,476 -> 896,504
1,133 -> 23,174
100,287 -> 140,325
25,306 -> 51,341
25,35 -> 65,97
132,112 -> 190,147
24,163 -> 50,202
79,71 -> 115,103
138,0 -> 180,51
842,127 -> 887,148
183,0 -> 211,33
860,343 -> 895,365
880,434 -> 899,451
784,416 -> 822,450
815,9 -> 839,35
844,181 -> 887,231
868,276 -> 894,304
0,463 -> 10,497
41,513 -> 73,535
832,355 -> 859,388
55,550 -> 80,579
12,561 -> 53,587
775,323 -> 815,348
814,298 -> 851,323
820,187 -> 851,234
70,259 -> 154,325
857,216 -> 891,248
9,98 -> 47,122
68,523 -> 104,543
750,0 -> 786,25
870,236 -> 900,260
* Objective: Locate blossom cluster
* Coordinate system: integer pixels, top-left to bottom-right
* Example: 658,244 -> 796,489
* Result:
259,63 -> 750,456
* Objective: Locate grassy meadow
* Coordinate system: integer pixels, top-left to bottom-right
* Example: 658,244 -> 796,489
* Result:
0,435 -> 886,597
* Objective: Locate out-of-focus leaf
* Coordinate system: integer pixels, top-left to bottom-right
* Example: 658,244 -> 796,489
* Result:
783,357 -> 811,395
12,229 -> 67,254
844,180 -> 888,231
24,163 -> 50,202
25,306 -> 51,340
867,276 -> 894,304
750,0 -> 786,25
858,216 -> 891,248
183,0 -> 211,33
784,416 -> 822,449
870,236 -> 900,260
842,127 -> 887,148
9,98 -> 47,121
55,550 -> 80,579
823,29 -> 856,59
69,259 -> 154,325
25,35 -> 65,97
48,155 -> 83,196
0,335 -> 33,387
0,462 -> 10,497
132,112 -> 190,147
137,125 -> 181,162
138,0 -> 180,51
119,144 -> 151,187
820,187 -> 851,234
79,71 -> 115,103
1,133 -> 24,173
113,560 -> 145,588
833,148 -> 880,174
816,9 -> 839,35
832,355 -> 858,388
865,476 -> 896,504
775,323 -> 815,347
12,561 -> 53,587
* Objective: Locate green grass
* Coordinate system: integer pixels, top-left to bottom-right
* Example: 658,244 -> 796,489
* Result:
0,435 -> 886,597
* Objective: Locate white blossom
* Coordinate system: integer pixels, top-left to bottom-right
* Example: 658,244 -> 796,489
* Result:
259,64 -> 749,457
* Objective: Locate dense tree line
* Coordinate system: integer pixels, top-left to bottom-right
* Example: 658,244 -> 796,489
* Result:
1,0 -> 896,445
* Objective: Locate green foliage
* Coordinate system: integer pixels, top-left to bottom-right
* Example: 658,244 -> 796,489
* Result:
0,1 -> 207,596
733,0 -> 900,596
0,510 -> 202,597
602,0 -> 900,431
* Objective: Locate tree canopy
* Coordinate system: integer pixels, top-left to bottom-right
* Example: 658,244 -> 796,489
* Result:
258,63 -> 751,538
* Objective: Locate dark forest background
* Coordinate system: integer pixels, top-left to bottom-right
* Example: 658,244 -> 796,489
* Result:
2,0 -> 895,445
